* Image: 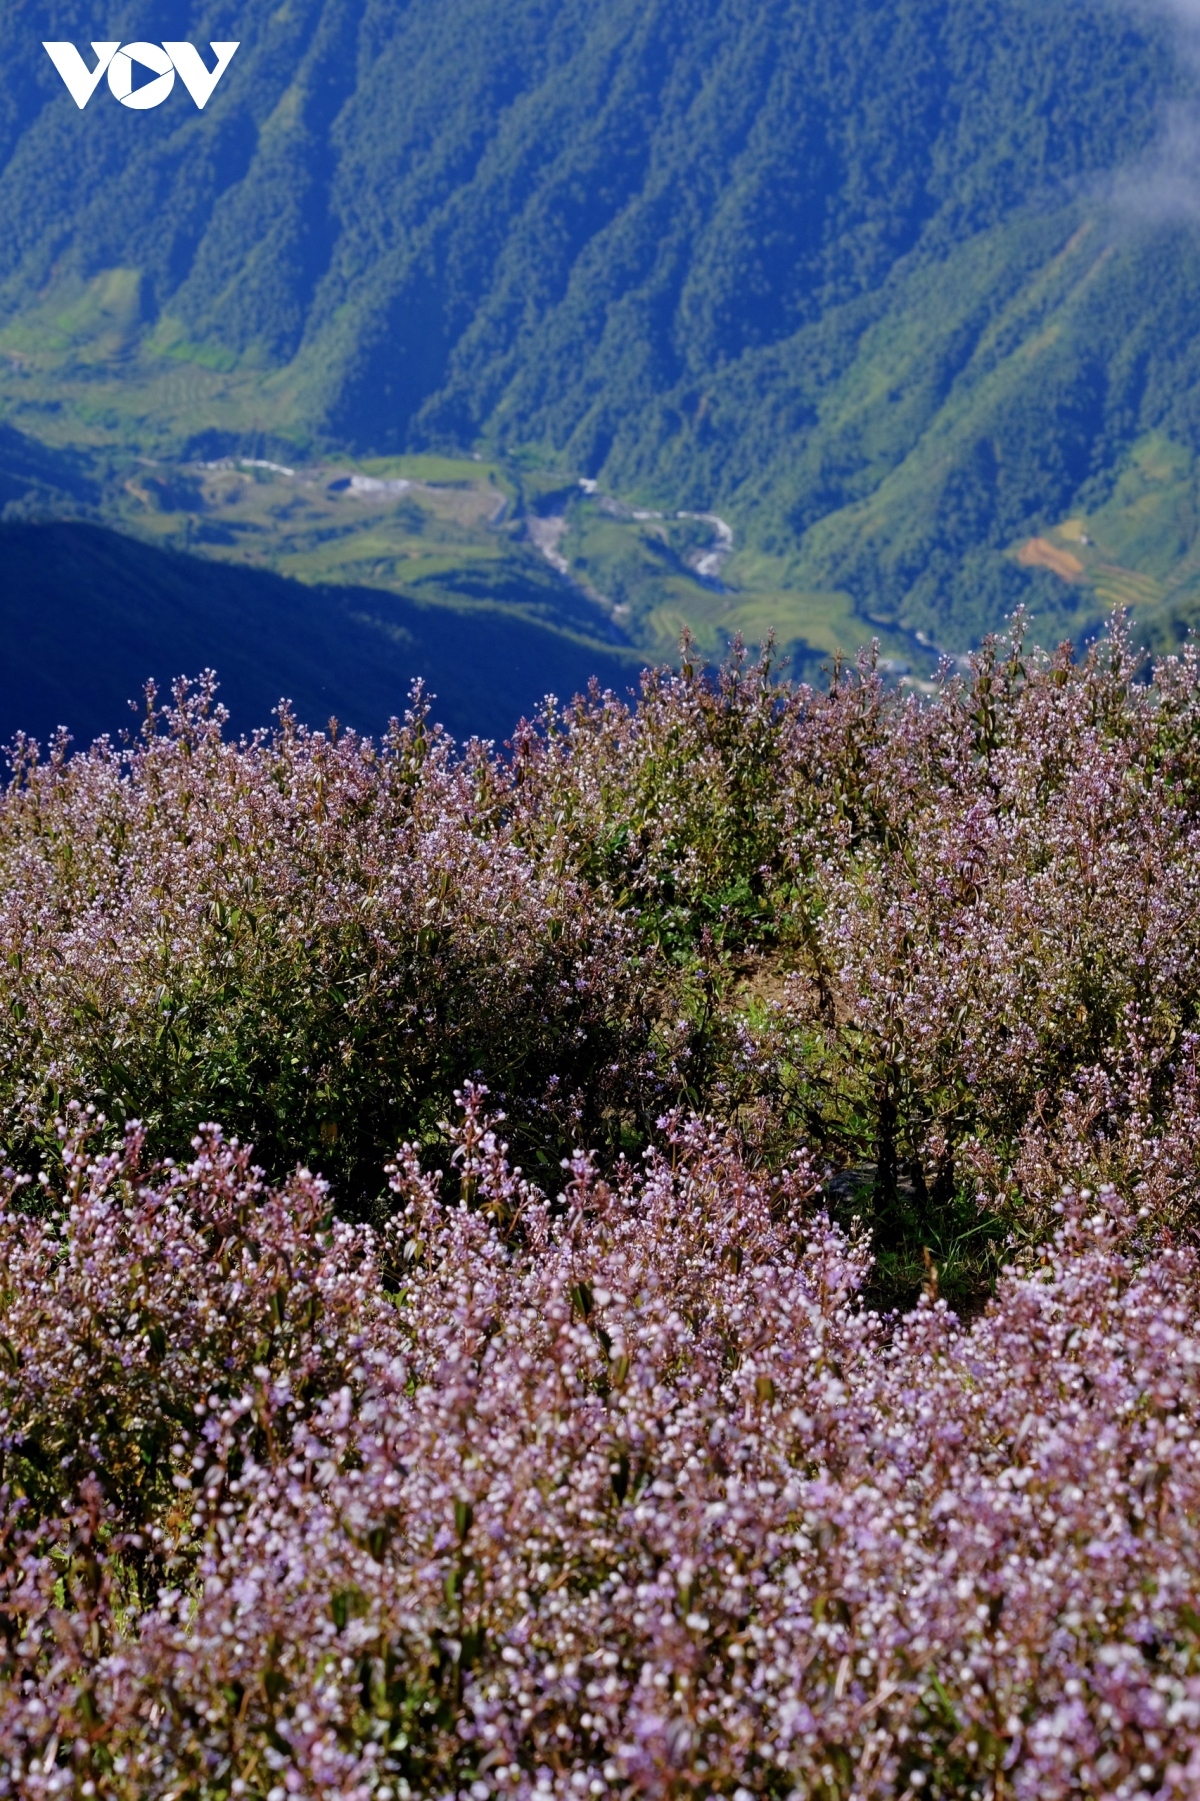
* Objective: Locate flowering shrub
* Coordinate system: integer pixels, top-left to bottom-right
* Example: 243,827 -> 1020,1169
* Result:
489,618 -> 1200,1292
779,623 -> 1200,1240
0,679 -> 654,1207
507,643 -> 803,957
2,1101 -> 1200,1798
0,1110 -> 393,1552
5,621 -> 1200,1259
3,622 -> 1200,1791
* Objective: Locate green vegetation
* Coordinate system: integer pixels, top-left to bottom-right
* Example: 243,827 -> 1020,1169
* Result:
8,0 -> 1200,665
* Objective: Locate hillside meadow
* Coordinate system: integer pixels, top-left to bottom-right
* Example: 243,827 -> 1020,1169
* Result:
1,622 -> 1200,1795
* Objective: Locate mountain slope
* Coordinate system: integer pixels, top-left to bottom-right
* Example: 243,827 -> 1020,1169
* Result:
1,0 -> 1199,653
0,519 -> 643,747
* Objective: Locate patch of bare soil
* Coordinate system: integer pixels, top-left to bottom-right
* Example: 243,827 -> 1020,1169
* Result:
1017,536 -> 1084,582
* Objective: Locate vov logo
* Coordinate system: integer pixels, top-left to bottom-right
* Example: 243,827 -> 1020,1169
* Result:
43,39 -> 239,110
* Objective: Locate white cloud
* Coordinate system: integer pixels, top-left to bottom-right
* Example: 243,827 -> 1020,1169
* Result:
1100,1 -> 1200,224
1110,104 -> 1200,220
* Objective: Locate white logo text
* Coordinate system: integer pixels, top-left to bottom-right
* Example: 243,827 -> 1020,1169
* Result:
43,40 -> 240,110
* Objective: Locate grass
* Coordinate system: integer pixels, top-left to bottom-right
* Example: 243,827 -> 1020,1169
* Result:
836,1172 -> 1012,1320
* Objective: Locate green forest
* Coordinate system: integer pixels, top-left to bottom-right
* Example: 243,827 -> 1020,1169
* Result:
6,0 -> 1200,676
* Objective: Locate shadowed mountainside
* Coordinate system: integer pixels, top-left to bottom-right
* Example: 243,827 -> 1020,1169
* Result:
0,518 -> 644,747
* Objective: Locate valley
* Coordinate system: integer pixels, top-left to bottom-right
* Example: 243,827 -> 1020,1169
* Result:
2,0 -> 1198,685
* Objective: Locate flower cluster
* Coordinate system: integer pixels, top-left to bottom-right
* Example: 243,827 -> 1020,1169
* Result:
5,621 -> 1200,1254
781,622 -> 1200,1236
504,622 -> 1200,1241
0,679 -> 653,1207
3,622 -> 1200,1795
2,1100 -> 1200,1799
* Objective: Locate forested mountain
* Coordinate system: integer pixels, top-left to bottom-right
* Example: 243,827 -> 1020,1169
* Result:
3,0 -> 1200,660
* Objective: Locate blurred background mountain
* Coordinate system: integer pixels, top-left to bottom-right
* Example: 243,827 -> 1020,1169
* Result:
4,0 -> 1200,736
